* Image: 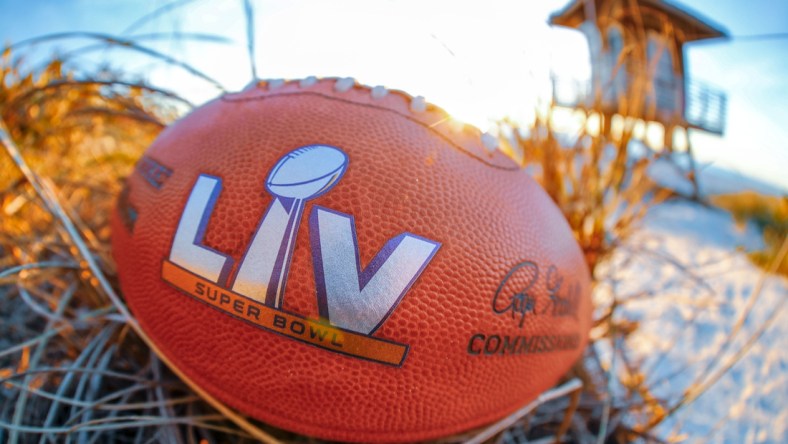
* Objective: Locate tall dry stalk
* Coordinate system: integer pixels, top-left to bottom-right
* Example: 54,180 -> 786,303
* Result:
487,2 -> 732,440
1,3 -> 779,441
0,45 -> 276,444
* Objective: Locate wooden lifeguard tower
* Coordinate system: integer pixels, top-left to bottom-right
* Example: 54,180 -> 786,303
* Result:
549,0 -> 728,150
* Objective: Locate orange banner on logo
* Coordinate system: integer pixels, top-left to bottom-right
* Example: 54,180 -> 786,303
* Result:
161,260 -> 408,366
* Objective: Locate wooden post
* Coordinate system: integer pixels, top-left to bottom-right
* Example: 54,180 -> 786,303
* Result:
685,128 -> 701,199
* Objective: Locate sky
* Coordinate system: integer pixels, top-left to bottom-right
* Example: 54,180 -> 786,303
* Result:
1,0 -> 786,191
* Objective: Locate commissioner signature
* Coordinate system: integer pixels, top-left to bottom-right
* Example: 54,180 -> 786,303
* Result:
492,260 -> 579,328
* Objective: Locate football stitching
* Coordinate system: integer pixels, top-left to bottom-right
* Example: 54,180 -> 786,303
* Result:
221,90 -> 519,171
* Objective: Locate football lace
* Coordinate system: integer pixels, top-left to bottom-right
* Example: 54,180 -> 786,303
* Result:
245,76 -> 501,154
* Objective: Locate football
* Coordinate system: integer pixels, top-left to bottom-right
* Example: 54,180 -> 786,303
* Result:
111,77 -> 592,442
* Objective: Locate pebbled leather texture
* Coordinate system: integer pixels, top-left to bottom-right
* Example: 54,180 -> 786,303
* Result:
111,78 -> 592,443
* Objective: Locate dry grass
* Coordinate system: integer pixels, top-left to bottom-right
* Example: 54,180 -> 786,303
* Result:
496,111 -> 673,276
490,10 -> 784,438
0,37 -> 664,442
0,42 -> 596,443
498,111 -> 787,441
0,48 -> 267,444
712,191 -> 788,277
0,45 -> 597,443
0,20 -> 783,443
500,111 -> 787,441
494,106 -> 678,442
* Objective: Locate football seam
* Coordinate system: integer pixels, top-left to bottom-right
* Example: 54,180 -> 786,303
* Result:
221,91 -> 520,172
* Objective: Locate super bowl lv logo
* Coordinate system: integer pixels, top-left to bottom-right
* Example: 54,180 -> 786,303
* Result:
161,145 -> 440,366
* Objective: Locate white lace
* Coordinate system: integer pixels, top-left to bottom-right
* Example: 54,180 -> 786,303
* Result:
245,77 -> 499,154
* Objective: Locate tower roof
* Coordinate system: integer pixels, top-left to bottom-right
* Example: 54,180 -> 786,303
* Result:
549,0 -> 728,42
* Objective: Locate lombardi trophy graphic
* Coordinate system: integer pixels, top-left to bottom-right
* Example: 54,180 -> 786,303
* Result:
232,145 -> 349,307
168,144 -> 438,335
169,145 -> 348,308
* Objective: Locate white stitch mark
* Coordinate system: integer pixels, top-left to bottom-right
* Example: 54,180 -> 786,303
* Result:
299,76 -> 318,88
371,85 -> 388,100
481,133 -> 499,152
334,77 -> 355,92
410,96 -> 427,113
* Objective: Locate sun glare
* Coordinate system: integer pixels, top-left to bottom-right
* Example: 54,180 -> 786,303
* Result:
142,0 -> 591,133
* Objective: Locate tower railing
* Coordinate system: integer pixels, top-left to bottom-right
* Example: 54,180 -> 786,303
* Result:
549,73 -> 726,135
685,79 -> 726,135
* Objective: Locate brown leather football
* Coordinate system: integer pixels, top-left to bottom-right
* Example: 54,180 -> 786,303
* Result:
111,77 -> 591,442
